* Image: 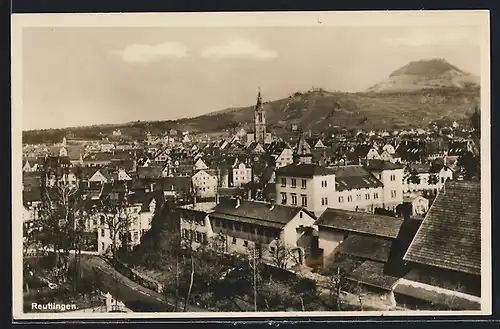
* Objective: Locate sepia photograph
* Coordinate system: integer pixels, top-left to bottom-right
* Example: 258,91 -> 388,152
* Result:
11,10 -> 491,320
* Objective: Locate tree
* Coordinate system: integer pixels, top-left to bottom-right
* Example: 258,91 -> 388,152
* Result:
247,245 -> 262,312
270,238 -> 291,270
457,151 -> 480,180
428,173 -> 439,186
470,105 -> 480,153
31,159 -> 87,283
408,168 -> 421,185
101,196 -> 135,263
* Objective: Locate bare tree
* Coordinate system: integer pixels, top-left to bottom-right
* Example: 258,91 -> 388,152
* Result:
247,245 -> 262,312
102,196 -> 135,263
32,159 -> 86,283
327,267 -> 349,311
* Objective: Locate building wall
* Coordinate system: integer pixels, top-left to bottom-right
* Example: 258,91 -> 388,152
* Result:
275,174 -> 336,216
333,186 -> 385,212
276,148 -> 294,169
231,163 -> 252,187
318,226 -> 345,259
378,168 -> 404,210
192,170 -> 218,198
180,210 -> 214,250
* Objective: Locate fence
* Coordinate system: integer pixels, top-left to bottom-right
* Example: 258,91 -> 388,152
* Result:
113,258 -> 164,294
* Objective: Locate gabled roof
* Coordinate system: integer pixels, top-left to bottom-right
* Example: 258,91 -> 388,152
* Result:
365,159 -> 404,171
136,166 -> 163,179
315,208 -> 403,239
347,260 -> 401,291
83,152 -> 113,162
338,235 -> 393,263
328,165 -> 384,191
211,198 -> 314,229
403,181 -> 481,276
276,163 -> 335,178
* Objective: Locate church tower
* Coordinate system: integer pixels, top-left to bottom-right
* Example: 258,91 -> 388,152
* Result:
254,87 -> 266,144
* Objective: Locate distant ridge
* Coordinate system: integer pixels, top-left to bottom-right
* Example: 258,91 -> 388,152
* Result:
367,58 -> 479,93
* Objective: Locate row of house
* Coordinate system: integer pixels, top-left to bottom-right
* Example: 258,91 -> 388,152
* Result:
177,180 -> 481,309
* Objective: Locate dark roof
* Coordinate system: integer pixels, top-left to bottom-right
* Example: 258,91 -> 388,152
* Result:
211,198 -> 312,228
407,163 -> 431,174
365,159 -> 404,171
347,260 -> 401,291
275,163 -> 335,178
83,152 -> 113,162
403,181 -> 481,276
338,235 -> 393,263
315,208 -> 403,239
136,166 -> 163,179
329,166 -> 383,191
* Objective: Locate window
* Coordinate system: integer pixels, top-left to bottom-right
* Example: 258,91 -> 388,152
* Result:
322,197 -> 329,206
391,190 -> 397,198
101,242 -> 105,251
281,192 -> 287,205
100,215 -> 105,226
281,178 -> 286,187
243,240 -> 248,247
301,180 -> 307,189
195,232 -> 201,242
321,180 -> 328,188
301,195 -> 308,207
101,229 -> 105,237
374,192 -> 379,199
133,231 -> 139,242
270,247 -> 275,253
235,223 -> 242,231
365,193 -> 370,200
291,178 -> 297,188
232,237 -> 237,245
441,177 -> 445,184
291,193 -> 297,206
299,212 -> 303,219
356,194 -> 362,201
347,195 -> 352,202
202,233 -> 207,243
390,174 -> 396,181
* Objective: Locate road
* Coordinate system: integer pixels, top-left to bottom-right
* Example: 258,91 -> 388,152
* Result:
79,255 -> 208,313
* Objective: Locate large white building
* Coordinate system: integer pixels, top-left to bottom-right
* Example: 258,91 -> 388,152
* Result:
275,160 -> 405,217
209,198 -> 317,268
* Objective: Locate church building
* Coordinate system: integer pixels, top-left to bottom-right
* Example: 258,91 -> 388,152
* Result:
246,88 -> 273,145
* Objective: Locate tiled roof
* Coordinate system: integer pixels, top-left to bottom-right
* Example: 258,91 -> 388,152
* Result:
315,208 -> 403,239
407,163 -> 431,174
347,260 -> 401,291
136,166 -> 163,179
338,235 -> 393,263
83,152 -> 113,162
276,163 -> 335,178
365,159 -> 404,171
328,165 -> 384,191
211,198 -> 310,228
403,181 -> 481,276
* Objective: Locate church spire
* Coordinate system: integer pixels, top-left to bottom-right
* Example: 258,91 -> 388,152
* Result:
255,86 -> 262,111
295,129 -> 312,164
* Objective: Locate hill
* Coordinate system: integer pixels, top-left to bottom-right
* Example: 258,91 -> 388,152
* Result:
22,59 -> 480,144
367,58 -> 480,93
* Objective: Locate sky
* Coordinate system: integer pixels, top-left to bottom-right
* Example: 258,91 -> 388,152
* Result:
21,24 -> 481,130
